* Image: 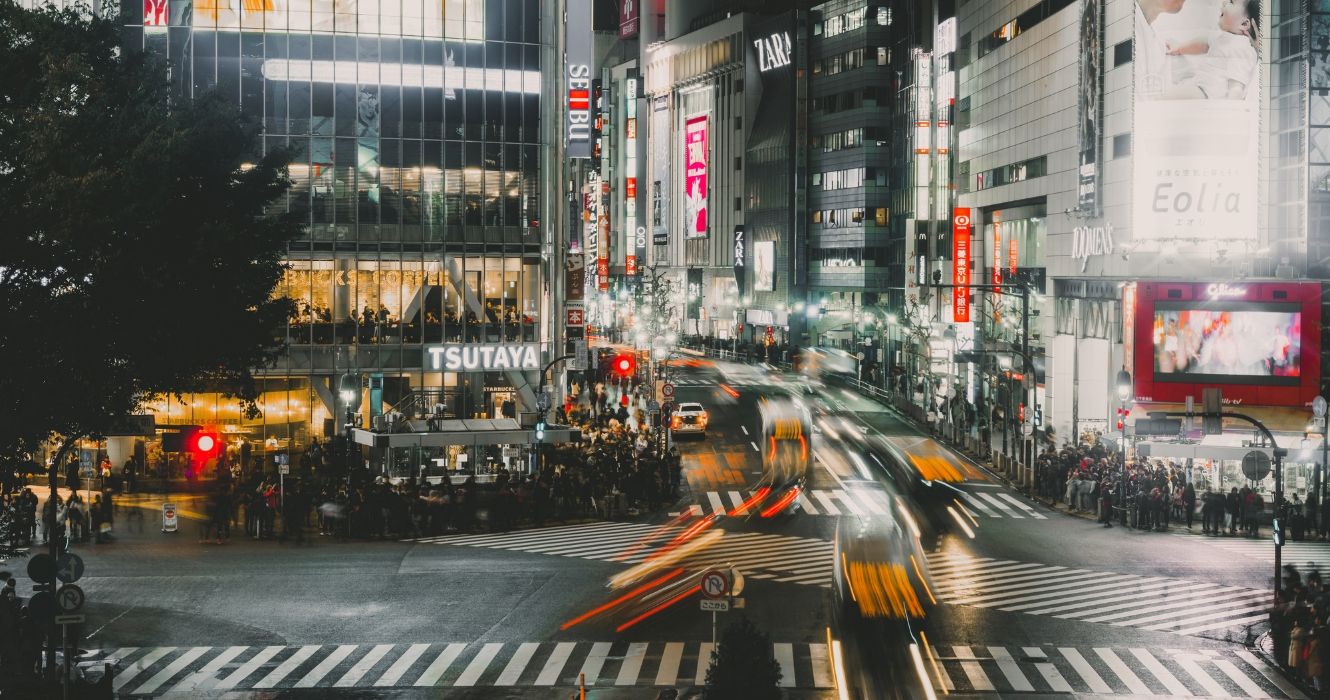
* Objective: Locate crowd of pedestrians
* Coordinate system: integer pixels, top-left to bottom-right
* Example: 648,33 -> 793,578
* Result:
1272,564 -> 1330,691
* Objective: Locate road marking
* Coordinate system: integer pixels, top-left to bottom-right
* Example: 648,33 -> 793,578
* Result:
959,493 -> 1001,517
987,646 -> 1034,692
695,643 -> 713,685
1131,648 -> 1192,696
741,425 -> 749,436
375,644 -> 430,686
295,644 -> 357,688
809,643 -> 833,688
796,491 -> 819,515
168,645 -> 247,692
998,492 -> 1047,519
979,492 -> 1024,518
133,646 -> 210,694
335,644 -> 393,687
414,643 -> 466,687
1060,648 -> 1112,694
214,645 -> 283,690
1235,649 -> 1307,699
773,643 -> 795,688
580,642 -> 613,686
115,647 -> 177,689
812,491 -> 841,515
535,642 -> 577,686
727,490 -> 749,514
1214,658 -> 1270,698
616,643 -> 648,686
953,646 -> 994,691
706,492 -> 727,516
455,643 -> 502,686
496,642 -> 539,686
750,441 -> 760,452
255,645 -> 319,688
1094,647 -> 1150,694
655,642 -> 685,686
1173,653 -> 1227,697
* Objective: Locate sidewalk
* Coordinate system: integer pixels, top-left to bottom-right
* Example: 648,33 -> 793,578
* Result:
24,485 -> 210,521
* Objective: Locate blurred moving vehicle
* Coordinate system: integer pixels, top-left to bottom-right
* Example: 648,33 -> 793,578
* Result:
670,402 -> 709,439
759,399 -> 812,491
800,347 -> 857,392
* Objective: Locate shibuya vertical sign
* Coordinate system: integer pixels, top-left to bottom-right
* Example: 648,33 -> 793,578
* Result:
566,0 -> 594,159
1133,0 -> 1259,243
684,115 -> 710,239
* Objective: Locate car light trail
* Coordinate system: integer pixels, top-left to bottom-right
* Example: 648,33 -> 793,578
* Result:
614,583 -> 701,632
610,529 -> 724,589
729,486 -> 771,516
718,383 -> 740,398
911,641 -> 941,700
946,505 -> 976,539
612,512 -> 691,562
759,487 -> 800,518
827,628 -> 850,700
559,567 -> 685,630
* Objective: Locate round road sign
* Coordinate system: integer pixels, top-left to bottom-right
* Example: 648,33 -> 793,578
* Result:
28,591 -> 54,622
700,569 -> 730,600
56,553 -> 85,584
56,584 -> 85,613
27,553 -> 56,585
1316,396 -> 1328,419
1242,451 -> 1272,481
662,383 -> 675,398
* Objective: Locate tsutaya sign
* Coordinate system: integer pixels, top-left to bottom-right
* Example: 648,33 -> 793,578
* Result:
426,344 -> 540,372
1070,222 -> 1114,272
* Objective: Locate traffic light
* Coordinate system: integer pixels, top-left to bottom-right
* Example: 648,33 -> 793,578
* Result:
612,353 -> 636,378
535,420 -> 546,442
185,428 -> 221,458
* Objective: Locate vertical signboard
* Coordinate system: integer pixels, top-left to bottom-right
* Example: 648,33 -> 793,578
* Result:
566,0 -> 594,159
619,0 -> 639,38
624,78 -> 640,277
1078,0 -> 1102,213
1132,0 -> 1259,244
754,242 -> 775,292
733,226 -> 746,297
684,114 -> 710,239
651,96 -> 670,245
953,208 -> 971,323
144,0 -> 168,26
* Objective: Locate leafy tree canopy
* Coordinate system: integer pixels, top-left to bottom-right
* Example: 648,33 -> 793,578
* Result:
0,0 -> 299,459
705,615 -> 783,699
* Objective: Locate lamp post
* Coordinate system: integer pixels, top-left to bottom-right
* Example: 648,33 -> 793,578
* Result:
1116,368 -> 1132,527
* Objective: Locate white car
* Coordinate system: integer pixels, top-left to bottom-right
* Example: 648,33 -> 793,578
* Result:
670,402 -> 709,438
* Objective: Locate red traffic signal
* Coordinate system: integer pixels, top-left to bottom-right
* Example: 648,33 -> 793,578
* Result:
612,353 -> 636,377
188,429 -> 221,457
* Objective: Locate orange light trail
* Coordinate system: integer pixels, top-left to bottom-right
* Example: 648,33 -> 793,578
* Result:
729,486 -> 771,516
719,383 -> 740,398
615,583 -> 701,633
559,567 -> 685,630
760,487 -> 801,518
613,512 -> 691,562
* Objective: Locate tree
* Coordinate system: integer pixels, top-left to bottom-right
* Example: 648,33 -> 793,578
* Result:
704,615 -> 782,699
0,1 -> 299,463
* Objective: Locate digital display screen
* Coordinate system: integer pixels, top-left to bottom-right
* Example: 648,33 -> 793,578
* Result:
1152,303 -> 1301,385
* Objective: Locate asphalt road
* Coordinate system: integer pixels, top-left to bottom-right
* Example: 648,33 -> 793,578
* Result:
16,358 -> 1316,698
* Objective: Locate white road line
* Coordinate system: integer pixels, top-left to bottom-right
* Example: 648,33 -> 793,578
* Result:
335,644 -> 393,687
979,492 -> 1024,518
968,573 -> 1139,608
1060,648 -> 1112,694
616,643 -> 648,685
134,646 -> 211,694
812,491 -> 842,515
414,643 -> 466,687
495,642 -> 539,686
998,492 -> 1046,519
535,642 -> 577,686
1130,648 -> 1192,696
167,645 -> 247,693
1041,581 -> 1215,617
255,645 -> 320,689
115,647 -> 177,689
1213,658 -> 1270,698
953,646 -> 994,691
742,425 -> 749,436
696,643 -> 714,685
1174,613 -> 1270,637
999,576 -> 1159,611
727,491 -> 749,514
809,643 -> 833,688
580,642 -> 613,686
1035,662 -> 1073,692
987,646 -> 1034,692
454,643 -> 502,686
1093,648 -> 1150,694
829,490 -> 867,516
295,644 -> 357,688
1173,654 -> 1227,697
960,494 -> 1001,517
375,644 -> 430,686
1097,588 -> 1265,625
750,441 -> 760,452
707,492 -> 727,516
773,643 -> 796,688
1134,601 -> 1270,630
214,645 -> 283,690
796,491 -> 819,515
1235,649 -> 1308,699
655,642 -> 685,686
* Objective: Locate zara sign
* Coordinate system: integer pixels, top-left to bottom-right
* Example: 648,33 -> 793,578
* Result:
754,32 -> 792,72
425,344 -> 541,372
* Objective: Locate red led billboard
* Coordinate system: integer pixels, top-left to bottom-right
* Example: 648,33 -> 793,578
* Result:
1131,282 -> 1321,408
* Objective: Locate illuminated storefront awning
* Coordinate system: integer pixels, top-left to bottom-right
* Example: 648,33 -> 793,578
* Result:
351,419 -> 580,448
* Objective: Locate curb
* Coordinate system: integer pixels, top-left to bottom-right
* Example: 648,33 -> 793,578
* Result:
1252,630 -> 1317,699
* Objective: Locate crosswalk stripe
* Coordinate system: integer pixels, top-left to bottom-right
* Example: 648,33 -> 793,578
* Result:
616,643 -> 649,686
115,647 -> 176,689
496,643 -> 539,686
813,490 -> 842,515
1174,653 -> 1228,696
455,643 -> 503,686
296,644 -> 357,688
998,492 -> 1047,519
987,646 -> 1034,692
580,641 -> 612,686
961,571 -> 1117,605
727,491 -> 749,514
414,643 -> 466,687
1131,648 -> 1192,696
960,494 -> 1001,517
168,645 -> 247,693
1176,613 -> 1271,637
375,643 -> 430,686
1060,648 -> 1112,694
535,642 -> 576,686
215,645 -> 283,690
1023,648 -> 1070,692
1126,590 -> 1269,628
1135,600 -> 1270,630
706,491 -> 726,515
773,643 -> 796,688
1094,647 -> 1150,694
810,643 -> 833,688
934,563 -> 1065,592
1214,658 -> 1271,698
979,492 -> 1024,518
655,642 -> 685,686
954,646 -> 994,691
1236,648 -> 1308,699
796,491 -> 819,515
255,645 -> 319,688
1045,580 -> 1215,617
996,575 -> 1154,610
335,644 -> 393,687
133,646 -> 210,694
696,643 -> 713,685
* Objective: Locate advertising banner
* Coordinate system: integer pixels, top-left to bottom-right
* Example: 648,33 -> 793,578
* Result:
753,242 -> 775,292
567,0 -> 594,159
733,226 -> 746,297
684,114 -> 710,239
952,208 -> 971,323
619,0 -> 639,38
686,269 -> 704,320
565,253 -> 585,301
1078,0 -> 1102,213
1132,0 -> 1259,243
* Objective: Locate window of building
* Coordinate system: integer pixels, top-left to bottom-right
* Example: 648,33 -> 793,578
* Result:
876,6 -> 891,26
823,7 -> 866,38
735,156 -> 742,170
874,207 -> 889,225
976,0 -> 1077,58
973,155 -> 1047,190
1112,133 -> 1132,158
877,47 -> 889,65
735,196 -> 742,211
1113,40 -> 1132,67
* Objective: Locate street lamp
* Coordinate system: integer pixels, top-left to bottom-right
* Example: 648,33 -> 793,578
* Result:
1116,369 -> 1132,527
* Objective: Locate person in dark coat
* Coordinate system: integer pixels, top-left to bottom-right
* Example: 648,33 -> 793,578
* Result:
1182,482 -> 1197,529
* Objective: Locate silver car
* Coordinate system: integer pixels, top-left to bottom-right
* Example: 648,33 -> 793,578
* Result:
670,402 -> 708,438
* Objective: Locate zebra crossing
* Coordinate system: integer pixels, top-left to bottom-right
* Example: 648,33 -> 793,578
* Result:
406,520 -> 835,587
928,552 -> 1273,638
929,643 -> 1303,697
671,487 -> 1047,519
88,639 -> 834,695
1181,533 -> 1330,569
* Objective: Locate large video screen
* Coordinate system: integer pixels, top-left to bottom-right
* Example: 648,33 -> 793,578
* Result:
1152,303 -> 1301,385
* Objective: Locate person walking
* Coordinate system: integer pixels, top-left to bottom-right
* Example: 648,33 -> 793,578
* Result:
1227,487 -> 1241,535
1182,482 -> 1196,530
